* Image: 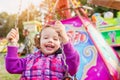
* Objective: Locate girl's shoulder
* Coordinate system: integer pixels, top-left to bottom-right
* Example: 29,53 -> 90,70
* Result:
26,50 -> 41,60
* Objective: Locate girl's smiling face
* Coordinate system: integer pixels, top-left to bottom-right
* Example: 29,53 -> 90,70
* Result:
40,27 -> 60,55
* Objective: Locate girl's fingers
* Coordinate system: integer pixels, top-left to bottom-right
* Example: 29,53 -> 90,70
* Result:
55,21 -> 61,27
6,33 -> 11,39
7,34 -> 15,41
9,34 -> 15,39
55,21 -> 62,24
11,28 -> 18,34
6,28 -> 19,42
55,20 -> 60,24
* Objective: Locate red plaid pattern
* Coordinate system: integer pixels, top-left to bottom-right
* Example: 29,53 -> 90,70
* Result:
20,51 -> 65,80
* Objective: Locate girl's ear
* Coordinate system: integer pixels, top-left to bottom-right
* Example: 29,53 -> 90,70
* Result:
35,34 -> 40,49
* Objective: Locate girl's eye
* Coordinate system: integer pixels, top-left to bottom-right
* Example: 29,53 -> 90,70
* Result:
44,37 -> 48,39
54,38 -> 58,41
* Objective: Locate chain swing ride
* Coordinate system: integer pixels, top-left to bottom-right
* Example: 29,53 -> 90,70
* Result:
48,0 -> 120,80
10,0 -> 120,80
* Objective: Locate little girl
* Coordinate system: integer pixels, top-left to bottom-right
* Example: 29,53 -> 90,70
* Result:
5,21 -> 80,80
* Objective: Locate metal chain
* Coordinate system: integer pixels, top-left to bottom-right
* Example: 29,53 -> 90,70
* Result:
15,0 -> 22,28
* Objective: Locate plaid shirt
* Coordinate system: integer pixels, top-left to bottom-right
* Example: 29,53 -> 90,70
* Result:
20,51 -> 65,80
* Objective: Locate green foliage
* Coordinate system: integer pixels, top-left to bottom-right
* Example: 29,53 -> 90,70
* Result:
0,54 -> 20,80
80,0 -> 87,5
0,12 -> 14,38
94,6 -> 110,13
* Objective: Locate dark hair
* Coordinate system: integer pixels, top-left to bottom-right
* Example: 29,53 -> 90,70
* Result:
23,29 -> 29,33
34,34 -> 40,49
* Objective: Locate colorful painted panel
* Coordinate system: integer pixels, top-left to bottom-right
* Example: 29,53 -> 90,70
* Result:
61,16 -> 120,80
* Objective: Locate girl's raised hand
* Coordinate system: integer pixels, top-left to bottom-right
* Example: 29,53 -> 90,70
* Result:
6,28 -> 19,44
54,21 -> 69,44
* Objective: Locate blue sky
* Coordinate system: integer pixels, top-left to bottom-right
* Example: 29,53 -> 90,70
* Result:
0,0 -> 43,14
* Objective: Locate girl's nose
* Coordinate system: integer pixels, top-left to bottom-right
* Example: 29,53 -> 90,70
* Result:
48,38 -> 54,43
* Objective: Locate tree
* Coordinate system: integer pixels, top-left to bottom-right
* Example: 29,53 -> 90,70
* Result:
0,3 -> 41,42
0,12 -> 16,38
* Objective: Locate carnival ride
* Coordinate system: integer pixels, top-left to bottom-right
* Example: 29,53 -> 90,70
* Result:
7,0 -> 120,80
92,11 -> 120,47
88,0 -> 120,47
49,0 -> 120,80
